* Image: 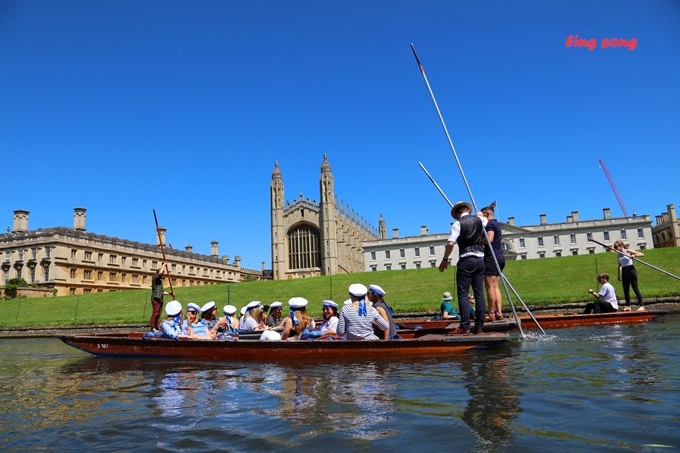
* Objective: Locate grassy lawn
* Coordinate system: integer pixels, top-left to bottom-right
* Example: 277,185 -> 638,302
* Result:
2,247 -> 679,328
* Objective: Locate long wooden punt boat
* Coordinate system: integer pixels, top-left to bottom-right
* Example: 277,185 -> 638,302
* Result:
56,332 -> 510,359
398,310 -> 667,331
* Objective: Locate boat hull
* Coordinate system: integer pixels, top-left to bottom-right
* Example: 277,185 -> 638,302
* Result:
396,320 -> 517,339
517,310 -> 666,329
398,310 -> 666,331
56,332 -> 510,359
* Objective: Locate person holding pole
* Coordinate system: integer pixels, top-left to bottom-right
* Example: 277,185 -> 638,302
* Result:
613,241 -> 645,311
150,262 -> 171,332
439,201 -> 488,334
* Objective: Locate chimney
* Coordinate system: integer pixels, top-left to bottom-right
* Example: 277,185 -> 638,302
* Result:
668,204 -> 676,220
507,216 -> 515,226
185,244 -> 193,253
234,256 -> 241,268
567,215 -> 573,222
12,210 -> 29,233
392,228 -> 399,238
539,214 -> 547,225
74,207 -> 86,231
156,227 -> 166,246
603,207 -> 611,220
571,210 -> 579,222
222,255 -> 230,264
211,240 -> 218,257
420,225 -> 428,236
262,261 -> 266,271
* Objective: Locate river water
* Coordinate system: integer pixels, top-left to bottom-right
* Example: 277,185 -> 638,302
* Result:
1,316 -> 679,452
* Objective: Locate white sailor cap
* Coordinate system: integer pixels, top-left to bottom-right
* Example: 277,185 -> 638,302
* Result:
322,300 -> 338,308
186,302 -> 201,313
349,283 -> 368,297
166,300 -> 182,316
200,301 -> 216,313
288,297 -> 308,309
223,305 -> 237,315
369,284 -> 386,297
247,301 -> 261,310
240,306 -> 247,315
270,301 -> 283,309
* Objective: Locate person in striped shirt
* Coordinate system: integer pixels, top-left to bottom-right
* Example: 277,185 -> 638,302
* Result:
337,283 -> 389,340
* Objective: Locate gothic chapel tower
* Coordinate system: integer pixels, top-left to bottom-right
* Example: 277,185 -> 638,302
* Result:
319,154 -> 339,275
270,161 -> 286,280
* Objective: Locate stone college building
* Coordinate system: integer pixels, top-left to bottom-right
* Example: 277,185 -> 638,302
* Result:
270,155 -> 384,279
1,208 -> 263,296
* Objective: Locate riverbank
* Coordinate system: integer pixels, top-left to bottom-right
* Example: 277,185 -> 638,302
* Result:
2,248 -> 679,328
3,298 -> 678,338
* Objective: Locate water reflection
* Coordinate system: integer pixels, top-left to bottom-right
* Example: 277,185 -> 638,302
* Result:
461,352 -> 522,449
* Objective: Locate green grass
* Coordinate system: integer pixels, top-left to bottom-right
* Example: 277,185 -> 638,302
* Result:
2,247 -> 679,328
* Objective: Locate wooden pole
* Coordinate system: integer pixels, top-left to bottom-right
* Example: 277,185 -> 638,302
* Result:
153,209 -> 175,298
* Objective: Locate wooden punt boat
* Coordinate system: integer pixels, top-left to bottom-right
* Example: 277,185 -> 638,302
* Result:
395,319 -> 517,339
515,310 -> 667,329
398,310 -> 667,331
56,332 -> 510,360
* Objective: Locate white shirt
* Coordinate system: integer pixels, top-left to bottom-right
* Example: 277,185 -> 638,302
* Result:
599,282 -> 619,309
240,317 -> 259,332
618,250 -> 634,267
447,212 -> 488,258
320,316 -> 338,334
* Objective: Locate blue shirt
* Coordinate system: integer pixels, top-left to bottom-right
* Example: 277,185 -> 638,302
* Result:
161,317 -> 187,340
440,301 -> 460,319
485,219 -> 503,256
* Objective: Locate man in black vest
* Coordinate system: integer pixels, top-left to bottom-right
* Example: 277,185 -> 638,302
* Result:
439,201 -> 488,334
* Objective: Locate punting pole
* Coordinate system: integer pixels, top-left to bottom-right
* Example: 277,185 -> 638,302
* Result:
418,162 -> 454,207
153,209 -> 176,299
14,298 -> 21,324
411,44 -> 547,336
590,238 -> 680,281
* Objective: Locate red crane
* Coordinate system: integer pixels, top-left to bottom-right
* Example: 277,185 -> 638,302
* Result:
598,159 -> 629,217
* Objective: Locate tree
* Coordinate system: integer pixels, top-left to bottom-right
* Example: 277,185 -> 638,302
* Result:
4,277 -> 28,291
4,277 -> 29,297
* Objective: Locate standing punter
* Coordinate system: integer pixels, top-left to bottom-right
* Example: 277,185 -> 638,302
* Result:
150,262 -> 171,332
439,201 -> 488,334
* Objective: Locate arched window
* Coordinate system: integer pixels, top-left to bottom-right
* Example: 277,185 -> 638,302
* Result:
288,225 -> 320,270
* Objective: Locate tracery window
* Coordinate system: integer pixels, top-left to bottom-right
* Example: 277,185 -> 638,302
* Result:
288,225 -> 320,270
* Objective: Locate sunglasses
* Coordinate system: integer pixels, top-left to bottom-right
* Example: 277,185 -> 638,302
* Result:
187,310 -> 197,314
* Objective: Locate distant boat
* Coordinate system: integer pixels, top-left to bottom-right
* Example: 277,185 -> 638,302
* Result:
57,331 -> 510,359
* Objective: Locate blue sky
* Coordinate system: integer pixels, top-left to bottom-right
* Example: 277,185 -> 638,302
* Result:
1,1 -> 678,270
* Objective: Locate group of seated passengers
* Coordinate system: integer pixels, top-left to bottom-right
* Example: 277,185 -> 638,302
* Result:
160,283 -> 396,341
